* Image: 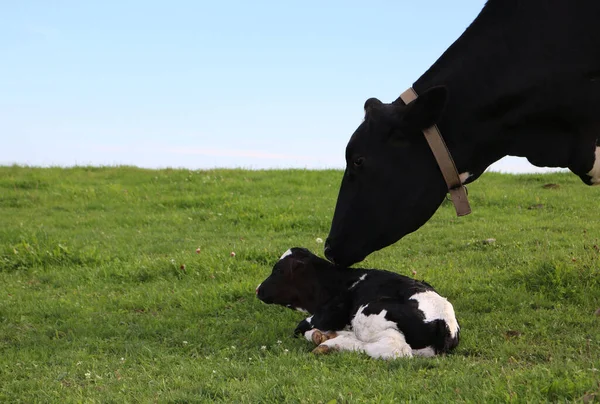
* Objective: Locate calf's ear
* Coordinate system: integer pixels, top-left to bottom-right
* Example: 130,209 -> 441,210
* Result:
284,258 -> 305,279
401,86 -> 448,130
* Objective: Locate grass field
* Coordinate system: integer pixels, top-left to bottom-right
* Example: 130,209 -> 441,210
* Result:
0,165 -> 599,403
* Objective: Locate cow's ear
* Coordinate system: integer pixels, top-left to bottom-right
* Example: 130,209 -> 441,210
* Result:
364,97 -> 383,114
401,86 -> 447,130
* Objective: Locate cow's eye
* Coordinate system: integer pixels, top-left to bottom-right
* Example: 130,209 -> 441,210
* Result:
353,157 -> 365,168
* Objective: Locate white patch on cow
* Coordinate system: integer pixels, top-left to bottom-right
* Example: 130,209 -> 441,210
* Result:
279,249 -> 293,260
410,291 -> 459,338
587,147 -> 600,185
305,316 -> 313,324
295,307 -> 308,313
412,347 -> 436,357
349,274 -> 367,290
459,172 -> 471,184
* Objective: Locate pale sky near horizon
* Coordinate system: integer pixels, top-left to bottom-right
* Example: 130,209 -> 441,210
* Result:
0,1 -> 565,173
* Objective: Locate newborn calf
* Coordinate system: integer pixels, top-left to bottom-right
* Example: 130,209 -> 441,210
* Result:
256,247 -> 460,359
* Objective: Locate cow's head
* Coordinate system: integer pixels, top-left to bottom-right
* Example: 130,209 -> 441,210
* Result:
256,247 -> 331,314
325,86 -> 450,266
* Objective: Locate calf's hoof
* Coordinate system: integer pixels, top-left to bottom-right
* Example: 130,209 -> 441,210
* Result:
311,330 -> 338,346
312,344 -> 334,355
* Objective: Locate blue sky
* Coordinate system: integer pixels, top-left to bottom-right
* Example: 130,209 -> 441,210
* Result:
0,1 -> 563,172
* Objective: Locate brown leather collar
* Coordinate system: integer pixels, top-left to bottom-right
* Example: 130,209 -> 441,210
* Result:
399,87 -> 471,217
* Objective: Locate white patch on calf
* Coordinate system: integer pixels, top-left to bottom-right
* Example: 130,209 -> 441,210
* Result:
588,147 -> 600,185
310,305 -> 445,360
331,305 -> 413,359
412,347 -> 436,357
352,305 -> 397,341
349,274 -> 367,290
410,291 -> 459,338
319,331 -> 367,353
304,328 -> 317,342
279,249 -> 293,260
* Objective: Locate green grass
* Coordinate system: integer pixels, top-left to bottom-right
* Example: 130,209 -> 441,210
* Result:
0,165 -> 599,403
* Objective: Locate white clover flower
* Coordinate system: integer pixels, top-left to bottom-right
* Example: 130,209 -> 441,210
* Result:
284,349 -> 289,353
183,341 -> 188,345
260,345 -> 266,350
277,340 -> 282,344
316,238 -> 323,243
85,372 -> 91,379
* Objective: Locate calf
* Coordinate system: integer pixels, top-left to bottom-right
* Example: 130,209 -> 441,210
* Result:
256,247 -> 460,359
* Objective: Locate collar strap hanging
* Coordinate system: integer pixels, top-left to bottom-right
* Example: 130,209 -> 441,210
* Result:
399,87 -> 471,217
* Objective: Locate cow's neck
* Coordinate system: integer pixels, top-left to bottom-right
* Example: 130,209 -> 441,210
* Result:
413,0 -> 600,184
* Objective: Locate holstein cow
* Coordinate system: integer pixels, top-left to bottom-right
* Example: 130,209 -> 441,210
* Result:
325,0 -> 600,267
256,247 -> 459,359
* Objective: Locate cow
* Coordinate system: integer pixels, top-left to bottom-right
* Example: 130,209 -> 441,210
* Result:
325,0 -> 600,267
256,247 -> 460,359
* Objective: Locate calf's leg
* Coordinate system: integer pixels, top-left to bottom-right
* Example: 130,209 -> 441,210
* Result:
310,329 -> 338,345
362,329 -> 413,359
351,304 -> 414,359
303,328 -> 339,345
313,331 -> 364,355
308,328 -> 414,359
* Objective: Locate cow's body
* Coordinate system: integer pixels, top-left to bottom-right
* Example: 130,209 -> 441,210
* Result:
413,0 -> 600,184
325,0 -> 600,267
256,248 -> 459,359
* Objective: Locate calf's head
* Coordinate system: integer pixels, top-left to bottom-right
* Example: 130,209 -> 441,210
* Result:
256,247 -> 331,314
325,86 -> 450,267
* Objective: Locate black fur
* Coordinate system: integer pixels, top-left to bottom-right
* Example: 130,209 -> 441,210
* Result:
326,0 -> 600,266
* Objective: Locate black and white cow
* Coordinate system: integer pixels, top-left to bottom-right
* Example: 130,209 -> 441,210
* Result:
256,247 -> 459,359
325,0 -> 600,267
